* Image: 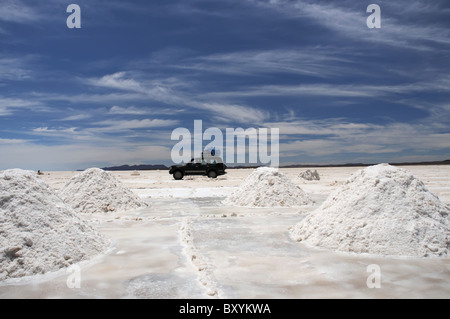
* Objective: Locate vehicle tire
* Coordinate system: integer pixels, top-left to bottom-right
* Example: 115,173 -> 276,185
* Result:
173,170 -> 184,180
207,170 -> 218,179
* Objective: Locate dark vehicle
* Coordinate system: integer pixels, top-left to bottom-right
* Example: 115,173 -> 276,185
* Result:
169,156 -> 227,180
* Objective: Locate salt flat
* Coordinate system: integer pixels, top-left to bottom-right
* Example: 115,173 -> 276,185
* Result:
0,166 -> 449,299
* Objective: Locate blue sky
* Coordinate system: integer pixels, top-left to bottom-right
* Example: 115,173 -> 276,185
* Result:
0,0 -> 450,170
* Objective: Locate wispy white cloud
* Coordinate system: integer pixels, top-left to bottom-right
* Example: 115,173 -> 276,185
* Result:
265,119 -> 383,137
23,118 -> 179,145
202,76 -> 450,100
0,0 -> 42,23
91,118 -> 180,132
277,119 -> 450,160
27,126 -> 92,143
108,105 -> 184,116
59,113 -> 92,122
0,138 -> 29,145
33,127 -> 77,134
0,97 -> 48,116
0,55 -> 34,81
87,72 -> 189,106
108,106 -> 148,115
246,0 -> 450,51
199,102 -> 269,124
0,97 -> 39,108
178,48 -> 354,78
86,72 -> 270,124
88,72 -> 145,93
31,91 -> 146,105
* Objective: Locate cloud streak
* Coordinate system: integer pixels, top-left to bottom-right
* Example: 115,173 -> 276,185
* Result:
246,0 -> 450,51
201,77 -> 450,102
0,0 -> 42,24
87,72 -> 271,124
177,48 -> 355,78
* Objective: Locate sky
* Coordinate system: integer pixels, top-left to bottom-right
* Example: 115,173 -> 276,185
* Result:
0,0 -> 449,170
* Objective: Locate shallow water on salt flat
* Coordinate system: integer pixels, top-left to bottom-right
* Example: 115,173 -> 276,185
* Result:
1,191 -> 449,299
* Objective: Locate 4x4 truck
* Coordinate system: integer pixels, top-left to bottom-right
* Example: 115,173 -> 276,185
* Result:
169,156 -> 227,180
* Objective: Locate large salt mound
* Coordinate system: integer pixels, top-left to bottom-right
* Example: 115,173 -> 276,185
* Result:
224,167 -> 313,207
0,169 -> 110,281
59,168 -> 147,214
290,164 -> 450,257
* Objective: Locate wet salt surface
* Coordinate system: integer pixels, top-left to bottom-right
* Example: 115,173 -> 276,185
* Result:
1,194 -> 449,299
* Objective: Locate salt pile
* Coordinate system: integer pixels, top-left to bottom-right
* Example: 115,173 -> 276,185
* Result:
224,167 -> 313,207
290,164 -> 450,257
0,169 -> 110,281
299,169 -> 320,181
59,168 -> 147,214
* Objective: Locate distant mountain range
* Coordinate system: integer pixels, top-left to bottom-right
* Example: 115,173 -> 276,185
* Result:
99,159 -> 450,171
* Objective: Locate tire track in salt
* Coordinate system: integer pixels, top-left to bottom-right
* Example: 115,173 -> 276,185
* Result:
179,216 -> 224,298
